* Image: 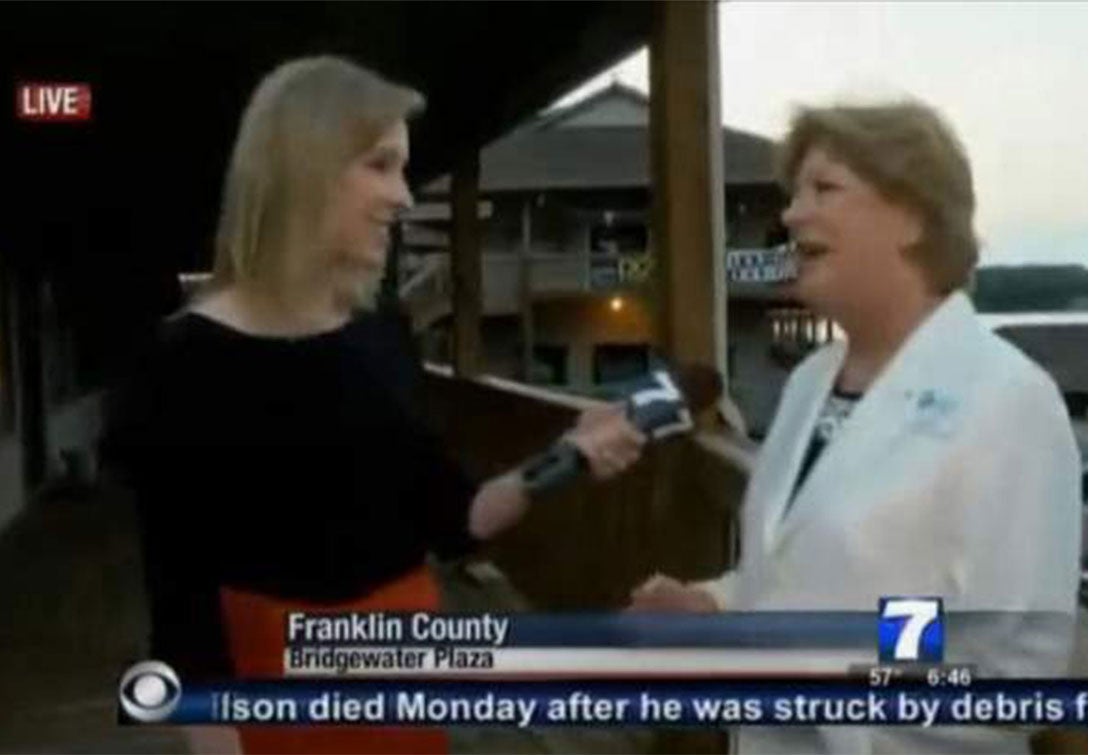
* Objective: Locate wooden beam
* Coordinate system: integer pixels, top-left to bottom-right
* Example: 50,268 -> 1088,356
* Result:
14,267 -> 45,491
451,149 -> 482,377
377,222 -> 401,314
519,199 -> 535,382
648,0 -> 727,381
0,259 -> 16,435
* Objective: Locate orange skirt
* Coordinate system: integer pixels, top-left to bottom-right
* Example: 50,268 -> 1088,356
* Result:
219,566 -> 447,755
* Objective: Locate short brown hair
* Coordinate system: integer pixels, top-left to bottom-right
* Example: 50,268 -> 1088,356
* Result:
778,101 -> 978,293
213,56 -> 423,289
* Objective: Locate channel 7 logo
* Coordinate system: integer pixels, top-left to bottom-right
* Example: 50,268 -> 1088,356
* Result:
878,597 -> 944,663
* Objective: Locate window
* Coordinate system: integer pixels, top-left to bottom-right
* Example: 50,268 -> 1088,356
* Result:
590,221 -> 647,256
532,345 -> 568,386
594,344 -> 649,385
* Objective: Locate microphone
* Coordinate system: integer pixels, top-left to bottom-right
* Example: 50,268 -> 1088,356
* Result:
520,365 -> 722,499
726,242 -> 798,284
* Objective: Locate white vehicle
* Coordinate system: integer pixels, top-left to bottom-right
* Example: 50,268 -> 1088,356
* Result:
982,311 -> 1087,606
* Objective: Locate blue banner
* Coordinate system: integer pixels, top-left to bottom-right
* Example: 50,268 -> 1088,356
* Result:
281,611 -> 1068,648
123,678 -> 1087,727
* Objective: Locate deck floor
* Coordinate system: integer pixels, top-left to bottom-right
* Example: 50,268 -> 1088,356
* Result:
0,487 -> 660,754
6,487 -> 1077,754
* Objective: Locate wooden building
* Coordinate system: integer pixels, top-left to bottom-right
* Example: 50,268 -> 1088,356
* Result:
400,83 -> 823,433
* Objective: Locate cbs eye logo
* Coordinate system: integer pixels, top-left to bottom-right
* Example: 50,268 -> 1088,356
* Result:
118,661 -> 181,723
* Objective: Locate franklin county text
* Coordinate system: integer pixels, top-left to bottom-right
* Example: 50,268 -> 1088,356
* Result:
286,612 -> 508,645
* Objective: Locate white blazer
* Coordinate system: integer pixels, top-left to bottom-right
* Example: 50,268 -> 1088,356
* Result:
699,292 -> 1081,754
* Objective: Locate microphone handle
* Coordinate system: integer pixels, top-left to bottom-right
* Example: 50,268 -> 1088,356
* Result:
519,440 -> 588,499
518,378 -> 693,499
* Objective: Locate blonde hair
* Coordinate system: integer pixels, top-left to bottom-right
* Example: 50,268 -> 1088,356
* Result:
212,56 -> 423,289
778,101 -> 978,293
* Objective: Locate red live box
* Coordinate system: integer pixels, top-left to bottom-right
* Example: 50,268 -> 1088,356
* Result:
16,82 -> 93,122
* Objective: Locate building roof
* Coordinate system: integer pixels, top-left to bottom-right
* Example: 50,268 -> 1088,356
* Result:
422,83 -> 777,195
5,3 -> 655,271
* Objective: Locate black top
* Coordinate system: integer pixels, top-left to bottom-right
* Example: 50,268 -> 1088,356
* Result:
102,311 -> 479,680
789,387 -> 862,507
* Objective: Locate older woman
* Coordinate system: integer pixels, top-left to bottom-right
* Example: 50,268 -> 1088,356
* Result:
631,102 -> 1081,753
106,56 -> 645,754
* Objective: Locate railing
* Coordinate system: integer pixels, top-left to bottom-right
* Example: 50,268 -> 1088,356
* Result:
481,249 -> 652,300
399,254 -> 450,301
177,272 -> 212,300
768,307 -> 838,368
401,250 -> 653,329
400,255 -> 452,330
421,365 -> 754,610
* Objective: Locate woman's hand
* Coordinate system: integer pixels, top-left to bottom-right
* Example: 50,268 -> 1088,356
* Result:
468,404 -> 644,541
564,404 -> 647,480
628,573 -> 720,612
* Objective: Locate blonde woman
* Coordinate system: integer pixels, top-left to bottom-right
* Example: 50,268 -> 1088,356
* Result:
631,101 -> 1081,753
106,56 -> 645,754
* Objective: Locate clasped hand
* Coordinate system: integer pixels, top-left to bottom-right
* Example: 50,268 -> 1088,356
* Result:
564,404 -> 647,480
627,573 -> 719,612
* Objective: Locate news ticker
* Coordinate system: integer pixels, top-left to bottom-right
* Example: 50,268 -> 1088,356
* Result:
272,598 -> 978,676
120,676 -> 1086,727
280,600 -> 945,649
119,600 -> 1085,725
275,601 -> 951,676
281,610 -> 871,676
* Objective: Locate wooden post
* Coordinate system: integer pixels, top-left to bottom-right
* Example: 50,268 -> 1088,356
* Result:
519,199 -> 535,382
648,0 -> 726,381
14,268 -> 45,491
581,211 -> 592,291
377,223 -> 401,315
451,148 -> 482,377
0,259 -> 16,434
